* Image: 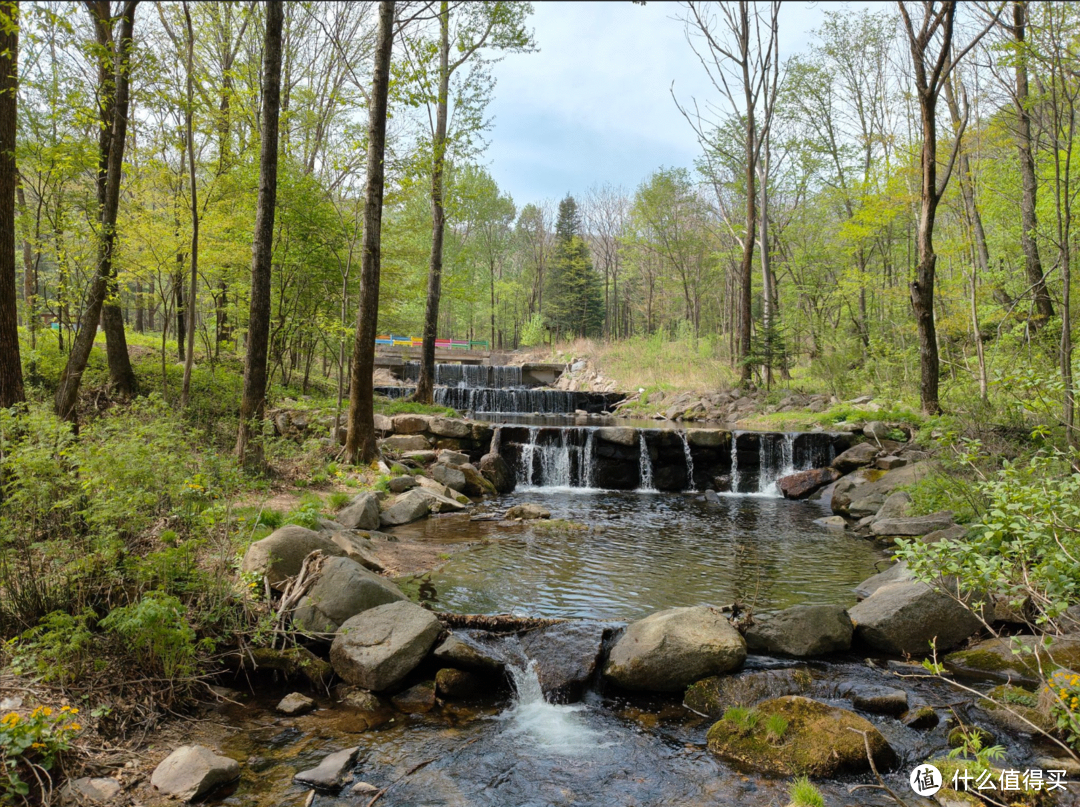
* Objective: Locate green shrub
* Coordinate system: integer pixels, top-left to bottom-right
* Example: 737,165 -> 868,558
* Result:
11,609 -> 100,685
284,499 -> 324,529
787,776 -> 825,807
328,491 -> 352,510
99,593 -> 201,679
1,703 -> 83,802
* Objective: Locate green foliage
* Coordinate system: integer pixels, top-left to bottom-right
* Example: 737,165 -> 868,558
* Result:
519,313 -> 547,347
328,491 -> 352,510
99,593 -> 201,680
946,726 -> 1006,773
722,705 -> 760,735
11,610 -> 99,684
787,776 -> 825,807
284,499 -> 325,530
1044,670 -> 1080,750
374,396 -> 457,417
0,704 -> 83,801
764,712 -> 790,744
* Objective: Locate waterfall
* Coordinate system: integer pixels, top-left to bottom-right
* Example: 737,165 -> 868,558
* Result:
582,429 -> 597,489
516,428 -> 589,490
540,429 -> 573,488
519,427 -> 539,486
637,433 -> 657,492
500,658 -> 602,754
403,363 -> 524,389
757,433 -> 797,496
679,431 -> 696,492
730,431 -> 741,493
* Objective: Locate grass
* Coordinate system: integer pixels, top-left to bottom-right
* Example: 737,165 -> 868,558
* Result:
375,397 -> 457,417
787,776 -> 825,807
764,712 -> 789,744
722,706 -> 760,735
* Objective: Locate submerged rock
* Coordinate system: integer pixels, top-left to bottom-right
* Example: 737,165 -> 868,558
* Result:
151,746 -> 240,801
330,601 -> 443,692
292,556 -> 406,636
849,580 -> 982,656
744,604 -> 853,657
521,621 -> 607,703
240,526 -> 345,589
706,696 -> 896,777
604,606 -> 746,692
294,746 -> 359,790
432,631 -> 506,673
683,668 -> 815,718
505,503 -> 551,520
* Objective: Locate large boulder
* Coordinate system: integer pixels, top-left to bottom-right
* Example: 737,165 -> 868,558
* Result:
431,631 -> 506,673
870,511 -> 955,537
294,747 -> 359,790
604,606 -> 746,692
706,696 -> 896,776
479,453 -> 515,493
832,462 -> 932,516
945,636 -> 1080,687
391,414 -> 432,434
241,526 -> 345,589
413,487 -> 468,512
854,562 -> 913,599
151,746 -> 240,801
336,492 -> 380,531
744,605 -> 853,657
330,601 -> 443,691
431,463 -> 468,492
505,503 -> 550,520
520,621 -> 607,703
849,580 -> 982,656
379,489 -> 431,526
460,465 -> 497,496
293,556 -> 406,635
380,434 -> 431,452
830,442 -> 880,474
777,467 -> 841,500
429,417 -> 472,438
329,531 -> 385,573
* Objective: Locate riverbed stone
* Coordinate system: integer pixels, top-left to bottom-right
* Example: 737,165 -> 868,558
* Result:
293,556 -> 406,636
849,580 -> 982,656
596,426 -> 637,446
831,442 -> 880,473
330,601 -> 443,691
392,681 -> 437,713
870,491 -> 911,522
683,668 -> 815,717
62,777 -> 122,804
432,631 -> 506,673
814,515 -> 847,530
836,683 -> 908,715
871,511 -> 955,537
336,492 -> 381,530
505,503 -> 550,520
922,524 -> 969,544
479,453 -> 515,493
521,621 -> 607,703
414,486 -> 469,512
876,455 -> 908,470
276,692 -> 315,716
902,706 -> 940,729
777,467 -> 841,500
402,450 -> 437,464
240,526 -> 345,590
945,636 -> 1080,686
379,489 -> 431,526
854,561 -> 913,599
438,449 -> 471,466
431,463 -> 468,492
833,461 -> 931,516
294,746 -> 359,790
744,604 -> 853,657
329,531 -> 385,573
429,417 -> 472,439
605,606 -> 746,692
460,465 -> 497,496
706,696 -> 896,776
151,746 -> 240,801
387,475 -> 418,493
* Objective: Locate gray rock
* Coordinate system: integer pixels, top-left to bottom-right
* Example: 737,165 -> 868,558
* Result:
837,683 -> 909,715
62,777 -> 122,804
429,417 -> 472,438
744,604 -> 853,657
521,621 -> 607,703
276,692 -> 315,715
241,526 -> 345,590
379,489 -> 431,526
431,463 -> 468,492
391,414 -> 432,434
479,453 -> 515,494
596,427 -> 637,446
387,475 -> 418,493
402,450 -> 437,464
293,556 -> 406,635
373,414 -> 393,433
777,467 -> 841,500
870,511 -> 955,536
459,465 -> 496,496
329,531 -> 385,572
432,631 -> 505,673
318,518 -> 346,533
413,487 -> 468,513
604,606 -> 746,692
392,680 -> 437,713
871,491 -> 912,522
862,421 -> 893,441
847,489 -> 890,519
381,434 -> 431,452
330,601 -> 443,691
832,461 -> 932,516
151,746 -> 240,801
815,515 -> 847,530
415,475 -> 458,499
294,747 -> 359,790
854,562 -> 914,599
923,524 -> 968,544
438,449 -> 471,466
337,492 -> 380,530
849,580 -> 982,656
875,455 -> 908,470
505,503 -> 550,520
831,442 -> 879,473
687,429 -> 729,448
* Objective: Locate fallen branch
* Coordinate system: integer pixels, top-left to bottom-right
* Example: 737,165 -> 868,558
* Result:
433,612 -> 566,633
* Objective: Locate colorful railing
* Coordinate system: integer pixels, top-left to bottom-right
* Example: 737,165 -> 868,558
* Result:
375,334 -> 489,350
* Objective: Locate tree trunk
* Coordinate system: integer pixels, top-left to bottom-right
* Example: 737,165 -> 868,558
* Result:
0,0 -> 22,408
414,1 -> 450,406
180,1 -> 198,407
912,91 -> 942,415
235,0 -> 283,467
54,1 -> 137,424
344,0 -> 395,465
1012,1 -> 1054,326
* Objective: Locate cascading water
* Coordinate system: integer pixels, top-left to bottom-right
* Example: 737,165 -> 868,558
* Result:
679,431 -> 696,492
514,427 -> 598,490
729,431 -> 741,493
637,433 -> 657,492
582,429 -> 597,489
500,658 -> 604,754
757,432 -> 797,495
520,427 -> 539,487
402,363 -> 523,388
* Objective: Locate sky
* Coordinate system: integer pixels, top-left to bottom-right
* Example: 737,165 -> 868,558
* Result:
483,0 -> 881,205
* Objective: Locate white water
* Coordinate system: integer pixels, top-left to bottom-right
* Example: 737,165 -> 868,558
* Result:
757,433 -> 796,496
679,431 -> 696,492
636,433 -> 657,493
500,659 -> 605,755
730,431 -> 741,493
520,427 -> 539,487
582,429 -> 597,489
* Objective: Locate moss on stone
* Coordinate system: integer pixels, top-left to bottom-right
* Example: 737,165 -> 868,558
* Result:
705,696 -> 896,777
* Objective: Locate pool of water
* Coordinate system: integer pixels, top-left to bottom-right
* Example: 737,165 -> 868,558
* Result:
393,489 -> 888,621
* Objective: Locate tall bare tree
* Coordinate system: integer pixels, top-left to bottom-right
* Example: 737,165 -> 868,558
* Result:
54,0 -> 138,424
235,0 -> 283,467
0,0 -> 22,408
344,0 -> 395,465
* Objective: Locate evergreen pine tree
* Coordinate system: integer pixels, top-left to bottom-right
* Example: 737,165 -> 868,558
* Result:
546,195 -> 604,339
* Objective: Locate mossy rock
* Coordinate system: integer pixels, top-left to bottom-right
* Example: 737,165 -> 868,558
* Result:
245,646 -> 333,689
945,636 -> 1080,687
684,668 -> 814,718
947,725 -> 997,748
705,695 -> 896,777
976,683 -> 1054,735
928,758 -> 1054,807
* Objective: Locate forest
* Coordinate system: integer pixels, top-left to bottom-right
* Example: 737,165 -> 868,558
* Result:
1,2 -> 1080,806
